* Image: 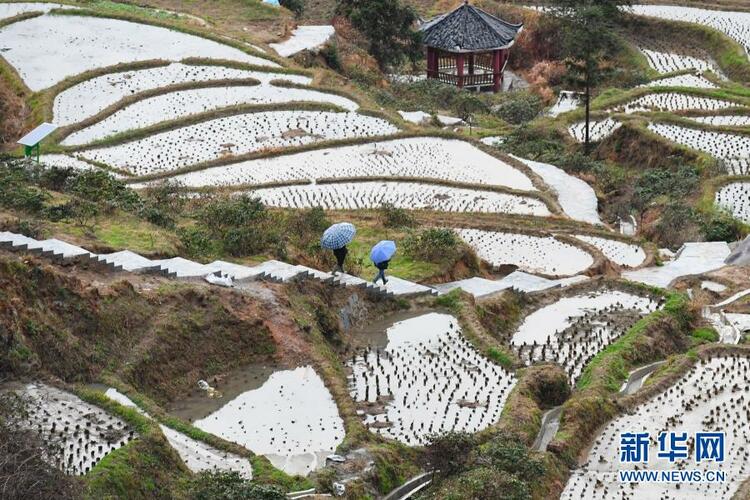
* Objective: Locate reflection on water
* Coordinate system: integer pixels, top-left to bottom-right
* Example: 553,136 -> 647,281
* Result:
171,364 -> 345,477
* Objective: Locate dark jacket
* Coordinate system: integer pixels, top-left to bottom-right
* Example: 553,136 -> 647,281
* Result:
375,260 -> 390,270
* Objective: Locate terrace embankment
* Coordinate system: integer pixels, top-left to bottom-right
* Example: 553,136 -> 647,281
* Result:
0,252 -> 296,404
597,122 -> 707,172
0,65 -> 28,151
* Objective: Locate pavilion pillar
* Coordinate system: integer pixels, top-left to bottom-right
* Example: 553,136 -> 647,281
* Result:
426,47 -> 434,79
492,49 -> 502,93
468,53 -> 474,75
456,53 -> 465,89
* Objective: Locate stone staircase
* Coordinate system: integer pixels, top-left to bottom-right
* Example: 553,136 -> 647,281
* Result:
0,231 -> 437,299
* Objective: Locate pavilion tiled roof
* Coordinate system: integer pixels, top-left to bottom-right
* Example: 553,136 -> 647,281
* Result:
420,2 -> 523,52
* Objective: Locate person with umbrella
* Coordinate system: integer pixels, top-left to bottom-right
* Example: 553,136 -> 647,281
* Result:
371,240 -> 396,285
321,222 -> 356,275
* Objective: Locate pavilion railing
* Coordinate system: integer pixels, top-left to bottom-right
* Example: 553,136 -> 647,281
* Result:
434,71 -> 497,87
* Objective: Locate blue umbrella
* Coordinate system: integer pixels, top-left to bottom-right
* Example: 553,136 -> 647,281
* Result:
321,223 -> 356,250
370,240 -> 396,264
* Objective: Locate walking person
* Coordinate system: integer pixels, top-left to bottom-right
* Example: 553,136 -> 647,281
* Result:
333,245 -> 348,275
321,222 -> 356,276
370,240 -> 396,286
373,258 -> 390,285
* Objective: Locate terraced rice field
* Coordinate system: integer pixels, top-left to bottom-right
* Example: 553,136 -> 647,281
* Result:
630,30 -> 726,77
347,313 -> 516,446
511,289 -> 661,383
457,228 -> 595,276
562,354 -> 750,499
144,137 -> 537,190
270,25 -> 335,57
250,182 -> 551,216
624,242 -> 731,288
53,63 -> 311,126
511,155 -> 602,225
62,86 -> 360,146
194,366 -> 345,476
78,112 -> 398,175
647,123 -> 750,175
639,48 -> 721,75
689,115 -> 750,127
568,118 -> 622,142
643,73 -> 717,89
611,92 -> 738,114
572,234 -> 647,268
715,182 -> 750,223
0,14 -> 276,91
12,383 -> 137,476
630,5 -> 750,57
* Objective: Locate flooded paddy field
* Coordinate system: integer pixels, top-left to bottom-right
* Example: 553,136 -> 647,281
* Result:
169,362 -> 344,477
3,382 -> 137,476
511,288 -> 663,383
346,311 -> 517,446
562,354 -> 750,499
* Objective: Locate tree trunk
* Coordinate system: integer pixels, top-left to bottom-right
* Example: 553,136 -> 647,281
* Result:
584,68 -> 591,155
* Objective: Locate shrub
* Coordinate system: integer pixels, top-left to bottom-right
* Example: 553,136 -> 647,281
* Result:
429,431 -> 545,500
43,203 -> 74,222
0,162 -> 49,214
654,202 -> 700,250
224,226 -> 277,257
403,228 -> 461,263
633,166 -> 699,207
178,226 -> 214,259
319,42 -> 341,71
425,431 -> 477,475
441,467 -> 532,500
279,0 -> 304,17
38,166 -> 77,191
199,195 -> 267,234
504,124 -> 565,159
140,181 -> 185,228
337,0 -> 422,69
700,209 -> 746,243
64,170 -> 140,212
482,433 -> 545,481
0,218 -> 45,239
67,198 -> 99,233
492,92 -> 542,124
284,206 -> 330,246
187,471 -> 286,500
378,203 -> 415,228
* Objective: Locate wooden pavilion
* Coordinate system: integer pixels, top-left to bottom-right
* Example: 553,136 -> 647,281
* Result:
420,1 -> 523,92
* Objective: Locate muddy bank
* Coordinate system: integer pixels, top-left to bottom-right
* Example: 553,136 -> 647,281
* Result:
0,254 -> 280,403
